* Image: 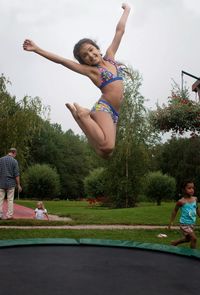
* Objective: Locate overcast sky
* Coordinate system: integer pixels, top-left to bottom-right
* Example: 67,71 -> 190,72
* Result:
1,0 -> 200,135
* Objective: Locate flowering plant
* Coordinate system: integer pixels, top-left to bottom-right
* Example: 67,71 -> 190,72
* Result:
150,82 -> 200,136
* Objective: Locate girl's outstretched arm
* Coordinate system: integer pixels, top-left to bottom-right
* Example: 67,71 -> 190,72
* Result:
23,39 -> 90,75
105,3 -> 131,58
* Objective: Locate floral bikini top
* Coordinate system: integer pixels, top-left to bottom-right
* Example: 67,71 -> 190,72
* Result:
97,58 -> 124,89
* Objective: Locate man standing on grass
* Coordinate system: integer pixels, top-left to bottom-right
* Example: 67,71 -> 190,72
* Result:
0,148 -> 22,219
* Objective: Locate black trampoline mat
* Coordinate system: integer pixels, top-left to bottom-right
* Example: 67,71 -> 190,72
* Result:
0,244 -> 199,295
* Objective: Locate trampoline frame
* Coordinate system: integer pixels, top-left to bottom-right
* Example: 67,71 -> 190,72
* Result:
0,238 -> 200,259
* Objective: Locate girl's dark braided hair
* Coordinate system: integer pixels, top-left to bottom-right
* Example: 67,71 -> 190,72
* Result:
73,38 -> 100,64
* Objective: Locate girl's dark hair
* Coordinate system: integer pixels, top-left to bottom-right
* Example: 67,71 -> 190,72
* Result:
73,38 -> 100,64
181,179 -> 194,190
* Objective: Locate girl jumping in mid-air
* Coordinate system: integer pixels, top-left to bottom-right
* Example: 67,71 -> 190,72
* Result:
23,3 -> 131,158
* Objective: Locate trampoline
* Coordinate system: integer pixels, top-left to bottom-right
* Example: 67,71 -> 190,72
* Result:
0,238 -> 200,295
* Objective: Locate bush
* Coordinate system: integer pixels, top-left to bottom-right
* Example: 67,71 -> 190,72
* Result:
22,164 -> 61,199
144,171 -> 176,205
84,168 -> 106,198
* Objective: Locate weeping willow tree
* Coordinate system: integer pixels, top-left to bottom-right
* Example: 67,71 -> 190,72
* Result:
105,67 -> 159,208
0,74 -> 50,169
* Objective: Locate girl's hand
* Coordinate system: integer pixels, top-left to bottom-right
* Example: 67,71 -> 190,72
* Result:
122,3 -> 131,11
23,39 -> 38,52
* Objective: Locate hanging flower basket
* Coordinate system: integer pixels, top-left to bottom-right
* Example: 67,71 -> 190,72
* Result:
150,93 -> 200,136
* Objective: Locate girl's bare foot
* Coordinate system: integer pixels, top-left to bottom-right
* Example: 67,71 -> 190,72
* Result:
66,103 -> 90,120
74,103 -> 91,119
65,103 -> 78,120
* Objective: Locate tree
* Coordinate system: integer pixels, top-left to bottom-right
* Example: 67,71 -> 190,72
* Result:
30,121 -> 94,198
58,130 -> 91,198
105,67 -> 160,208
0,74 -> 101,199
84,167 -> 106,198
144,171 -> 176,205
22,164 -> 61,199
0,74 -> 49,169
153,137 -> 200,197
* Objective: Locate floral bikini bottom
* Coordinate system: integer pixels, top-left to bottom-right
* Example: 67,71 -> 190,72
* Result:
91,99 -> 119,124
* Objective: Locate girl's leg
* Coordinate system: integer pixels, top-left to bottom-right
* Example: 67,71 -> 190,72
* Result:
66,103 -> 116,158
189,232 -> 197,249
171,235 -> 190,246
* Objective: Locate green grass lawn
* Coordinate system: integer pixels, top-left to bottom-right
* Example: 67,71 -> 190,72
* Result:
0,200 -> 200,250
14,200 -> 197,225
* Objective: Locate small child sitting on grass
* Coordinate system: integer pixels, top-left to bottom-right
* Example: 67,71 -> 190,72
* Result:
34,201 -> 49,220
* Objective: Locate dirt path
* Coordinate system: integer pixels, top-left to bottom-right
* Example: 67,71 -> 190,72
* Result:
0,224 -> 179,230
